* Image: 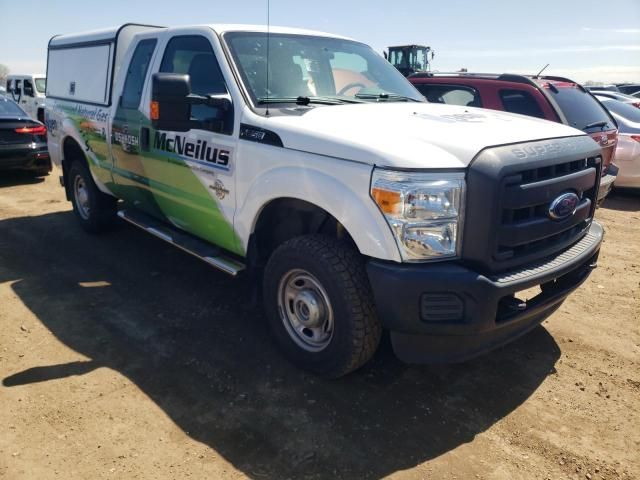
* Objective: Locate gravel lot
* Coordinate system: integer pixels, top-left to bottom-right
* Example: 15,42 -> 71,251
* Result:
1,172 -> 638,480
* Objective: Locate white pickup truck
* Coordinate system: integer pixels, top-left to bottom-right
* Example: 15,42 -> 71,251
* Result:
45,23 -> 604,377
6,74 -> 47,122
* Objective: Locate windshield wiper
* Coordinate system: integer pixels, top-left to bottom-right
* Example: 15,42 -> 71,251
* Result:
354,92 -> 421,102
583,120 -> 608,130
257,96 -> 361,106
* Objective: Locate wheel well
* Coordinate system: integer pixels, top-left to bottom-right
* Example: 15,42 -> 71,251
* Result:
62,137 -> 87,200
249,198 -> 357,267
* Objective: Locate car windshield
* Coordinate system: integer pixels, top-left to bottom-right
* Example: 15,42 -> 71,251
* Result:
601,98 -> 640,122
548,86 -> 615,132
0,97 -> 28,117
35,78 -> 46,93
224,32 -> 423,106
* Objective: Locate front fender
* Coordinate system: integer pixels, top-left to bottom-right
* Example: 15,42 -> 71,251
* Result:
235,161 -> 401,262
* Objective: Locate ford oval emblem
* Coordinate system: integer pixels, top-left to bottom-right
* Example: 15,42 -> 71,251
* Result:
548,192 -> 580,221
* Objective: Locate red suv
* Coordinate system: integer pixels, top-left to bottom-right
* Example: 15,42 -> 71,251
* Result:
409,73 -> 618,203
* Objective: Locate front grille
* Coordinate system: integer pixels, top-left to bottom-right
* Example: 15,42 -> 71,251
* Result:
463,136 -> 603,273
496,156 -> 599,264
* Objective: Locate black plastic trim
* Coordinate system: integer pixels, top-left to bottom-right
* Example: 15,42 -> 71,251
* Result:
239,123 -> 283,147
366,221 -> 602,363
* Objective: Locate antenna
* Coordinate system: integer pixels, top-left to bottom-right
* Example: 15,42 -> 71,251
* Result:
535,63 -> 550,78
265,0 -> 270,117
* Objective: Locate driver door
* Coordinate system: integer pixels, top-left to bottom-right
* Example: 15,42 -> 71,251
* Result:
114,32 -> 241,256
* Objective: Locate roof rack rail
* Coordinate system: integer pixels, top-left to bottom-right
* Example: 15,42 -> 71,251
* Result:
496,73 -> 536,86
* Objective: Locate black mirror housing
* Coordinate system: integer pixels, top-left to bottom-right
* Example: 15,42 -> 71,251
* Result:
151,73 -> 192,132
151,73 -> 233,134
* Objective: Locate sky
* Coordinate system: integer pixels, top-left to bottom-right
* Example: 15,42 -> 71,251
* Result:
0,0 -> 638,84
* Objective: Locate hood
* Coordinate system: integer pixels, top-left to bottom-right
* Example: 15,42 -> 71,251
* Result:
259,102 -> 587,168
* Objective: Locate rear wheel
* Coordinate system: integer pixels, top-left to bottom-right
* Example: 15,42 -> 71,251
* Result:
68,161 -> 117,233
263,234 -> 381,378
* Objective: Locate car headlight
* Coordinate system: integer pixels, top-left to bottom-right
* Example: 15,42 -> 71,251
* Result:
371,169 -> 465,262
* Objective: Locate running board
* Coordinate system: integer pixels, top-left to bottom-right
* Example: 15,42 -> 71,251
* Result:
117,209 -> 245,276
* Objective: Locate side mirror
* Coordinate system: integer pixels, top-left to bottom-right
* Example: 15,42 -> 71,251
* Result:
151,73 -> 233,133
151,73 -> 192,132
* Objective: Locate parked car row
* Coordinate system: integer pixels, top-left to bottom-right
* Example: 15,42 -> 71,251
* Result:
591,90 -> 640,108
586,83 -> 640,96
408,72 -> 640,192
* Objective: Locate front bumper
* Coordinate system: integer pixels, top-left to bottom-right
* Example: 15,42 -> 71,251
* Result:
366,221 -> 603,363
597,167 -> 618,204
0,144 -> 51,172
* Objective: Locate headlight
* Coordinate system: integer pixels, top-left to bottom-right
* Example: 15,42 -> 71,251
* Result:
371,169 -> 465,261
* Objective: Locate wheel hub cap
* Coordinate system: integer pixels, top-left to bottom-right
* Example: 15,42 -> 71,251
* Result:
278,269 -> 334,352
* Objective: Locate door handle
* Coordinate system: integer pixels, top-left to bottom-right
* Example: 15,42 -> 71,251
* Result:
140,127 -> 150,151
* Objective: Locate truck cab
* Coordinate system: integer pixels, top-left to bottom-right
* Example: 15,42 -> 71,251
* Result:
6,73 -> 47,122
45,24 -> 604,377
387,44 -> 432,76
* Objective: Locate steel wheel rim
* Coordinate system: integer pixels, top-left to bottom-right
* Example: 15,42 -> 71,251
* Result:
277,269 -> 334,352
74,175 -> 90,220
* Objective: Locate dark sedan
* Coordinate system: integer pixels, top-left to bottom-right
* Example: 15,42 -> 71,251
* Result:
0,96 -> 51,176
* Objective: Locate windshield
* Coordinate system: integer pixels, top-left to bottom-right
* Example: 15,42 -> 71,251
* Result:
35,78 -> 46,93
548,86 -> 615,132
224,32 -> 423,106
0,97 -> 28,117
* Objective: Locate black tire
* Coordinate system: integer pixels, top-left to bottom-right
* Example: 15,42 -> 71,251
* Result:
68,161 -> 117,233
263,234 -> 382,378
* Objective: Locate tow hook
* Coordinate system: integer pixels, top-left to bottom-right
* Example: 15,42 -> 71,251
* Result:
588,262 -> 598,270
499,296 -> 527,312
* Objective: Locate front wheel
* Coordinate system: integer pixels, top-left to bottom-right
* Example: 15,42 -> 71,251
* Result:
68,161 -> 117,233
263,235 -> 382,378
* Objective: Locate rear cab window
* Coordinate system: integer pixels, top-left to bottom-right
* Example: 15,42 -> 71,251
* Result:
415,84 -> 482,107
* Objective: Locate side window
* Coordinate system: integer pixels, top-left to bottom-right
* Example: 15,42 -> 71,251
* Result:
6,80 -> 12,92
499,89 -> 545,119
159,35 -> 228,126
121,39 -> 157,109
415,84 -> 482,107
23,79 -> 34,96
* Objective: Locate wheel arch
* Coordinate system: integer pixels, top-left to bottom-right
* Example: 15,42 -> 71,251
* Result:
61,136 -> 88,200
238,166 -> 401,265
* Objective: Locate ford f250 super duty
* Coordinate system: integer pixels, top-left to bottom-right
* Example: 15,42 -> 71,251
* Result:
45,24 -> 604,377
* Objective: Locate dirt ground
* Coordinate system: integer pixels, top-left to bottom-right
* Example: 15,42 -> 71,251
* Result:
0,172 -> 638,480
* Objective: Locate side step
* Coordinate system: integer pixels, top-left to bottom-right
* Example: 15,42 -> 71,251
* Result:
117,209 -> 245,276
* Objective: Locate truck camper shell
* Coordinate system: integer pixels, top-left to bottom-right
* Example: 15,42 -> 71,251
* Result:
46,23 -> 164,106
